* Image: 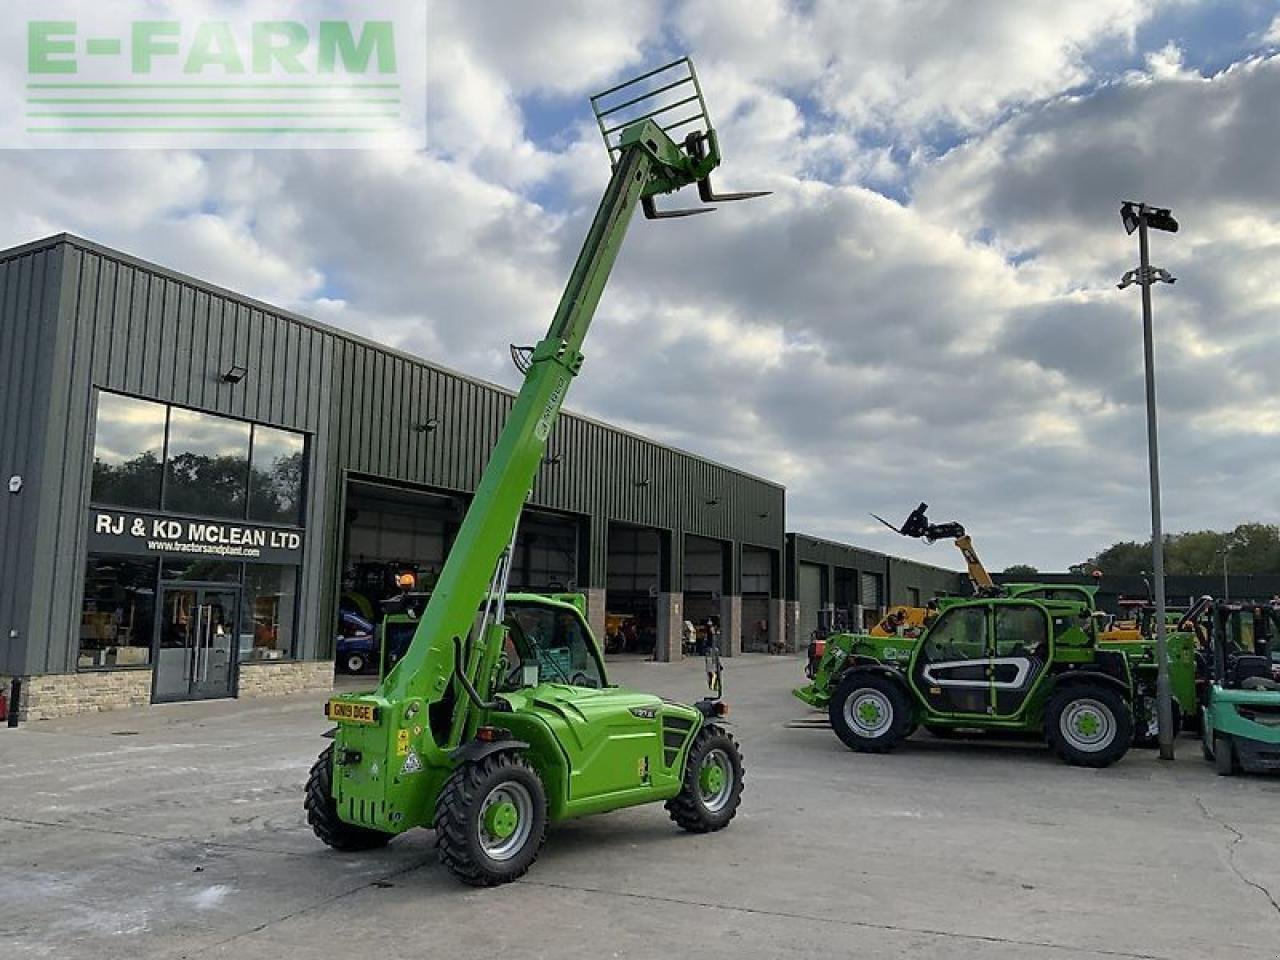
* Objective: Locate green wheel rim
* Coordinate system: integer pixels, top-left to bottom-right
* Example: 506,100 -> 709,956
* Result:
477,782 -> 533,860
843,689 -> 892,737
1060,698 -> 1116,753
698,748 -> 734,813
483,800 -> 519,840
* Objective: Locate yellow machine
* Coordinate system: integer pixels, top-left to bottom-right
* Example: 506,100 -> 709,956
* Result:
869,605 -> 933,638
873,503 -> 999,596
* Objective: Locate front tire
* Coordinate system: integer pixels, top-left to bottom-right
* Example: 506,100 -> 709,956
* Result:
1214,735 -> 1237,776
1045,684 -> 1132,768
344,653 -> 366,674
435,752 -> 548,886
828,673 -> 913,753
667,724 -> 744,832
305,745 -> 395,851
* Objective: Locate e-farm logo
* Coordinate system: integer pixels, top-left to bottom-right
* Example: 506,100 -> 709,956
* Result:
11,1 -> 426,149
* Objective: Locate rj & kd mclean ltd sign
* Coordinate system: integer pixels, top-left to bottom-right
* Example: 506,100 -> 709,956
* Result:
89,509 -> 304,564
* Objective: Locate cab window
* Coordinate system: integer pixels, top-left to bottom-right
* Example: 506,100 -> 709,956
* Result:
499,604 -> 603,690
993,605 -> 1048,661
923,606 -> 987,662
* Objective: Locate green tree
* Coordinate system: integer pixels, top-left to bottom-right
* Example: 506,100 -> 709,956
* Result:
1000,564 -> 1040,578
1078,524 -> 1280,576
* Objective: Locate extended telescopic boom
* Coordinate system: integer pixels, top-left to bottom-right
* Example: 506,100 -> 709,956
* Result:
381,59 -> 767,748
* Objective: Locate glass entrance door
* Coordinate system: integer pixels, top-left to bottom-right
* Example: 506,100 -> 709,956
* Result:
154,587 -> 238,702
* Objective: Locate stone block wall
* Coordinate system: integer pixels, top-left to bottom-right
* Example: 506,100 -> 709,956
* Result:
0,670 -> 152,721
238,660 -> 334,699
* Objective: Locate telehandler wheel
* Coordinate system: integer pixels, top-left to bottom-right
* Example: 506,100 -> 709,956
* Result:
435,751 -> 547,886
1045,684 -> 1132,768
667,724 -> 744,833
1214,735 -> 1237,777
828,673 -> 913,753
305,745 -> 395,852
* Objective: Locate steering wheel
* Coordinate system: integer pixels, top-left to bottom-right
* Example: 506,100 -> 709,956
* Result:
570,671 -> 597,689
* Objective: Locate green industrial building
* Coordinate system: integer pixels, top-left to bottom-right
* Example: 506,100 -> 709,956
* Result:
0,235 -> 963,719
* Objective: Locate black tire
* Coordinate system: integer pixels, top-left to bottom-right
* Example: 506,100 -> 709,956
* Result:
828,672 -> 914,753
344,653 -> 366,674
1045,683 -> 1132,768
435,752 -> 547,886
305,745 -> 395,852
667,724 -> 744,833
1214,735 -> 1237,777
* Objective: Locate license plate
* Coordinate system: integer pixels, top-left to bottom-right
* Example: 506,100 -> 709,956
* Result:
328,700 -> 376,724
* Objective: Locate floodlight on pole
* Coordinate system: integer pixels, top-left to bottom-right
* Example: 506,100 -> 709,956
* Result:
1117,200 -> 1178,761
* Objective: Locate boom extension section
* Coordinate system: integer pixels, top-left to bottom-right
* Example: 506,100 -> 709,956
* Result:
873,502 -> 998,595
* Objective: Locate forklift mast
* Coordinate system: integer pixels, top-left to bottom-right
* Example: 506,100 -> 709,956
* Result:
379,59 -> 766,746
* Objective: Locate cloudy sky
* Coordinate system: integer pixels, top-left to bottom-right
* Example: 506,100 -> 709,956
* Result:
5,0 -> 1280,571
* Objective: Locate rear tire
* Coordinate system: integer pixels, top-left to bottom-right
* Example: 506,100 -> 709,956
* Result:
1214,735 -> 1237,776
305,745 -> 395,852
667,724 -> 744,833
828,673 -> 913,753
435,752 -> 547,886
344,653 -> 366,674
1045,684 -> 1132,768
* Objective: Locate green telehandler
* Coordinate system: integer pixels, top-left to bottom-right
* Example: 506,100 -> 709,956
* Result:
795,592 -> 1140,767
306,58 -> 766,886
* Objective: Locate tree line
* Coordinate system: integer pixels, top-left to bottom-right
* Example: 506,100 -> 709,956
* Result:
1000,524 -> 1280,577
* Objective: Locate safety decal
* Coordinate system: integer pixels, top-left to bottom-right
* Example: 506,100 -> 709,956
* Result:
401,750 -> 423,775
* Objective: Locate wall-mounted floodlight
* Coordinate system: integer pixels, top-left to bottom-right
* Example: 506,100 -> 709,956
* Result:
542,454 -> 562,466
634,479 -> 650,488
705,497 -> 721,506
413,418 -> 439,434
221,364 -> 248,383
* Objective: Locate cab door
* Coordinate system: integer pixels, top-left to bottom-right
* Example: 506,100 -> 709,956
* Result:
911,605 -> 990,716
990,602 -> 1052,717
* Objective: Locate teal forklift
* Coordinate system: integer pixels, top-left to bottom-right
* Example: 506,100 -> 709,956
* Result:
307,58 -> 766,885
1199,599 -> 1280,775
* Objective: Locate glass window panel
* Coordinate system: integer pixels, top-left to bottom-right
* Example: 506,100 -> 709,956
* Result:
90,392 -> 167,509
924,607 -> 987,661
249,425 -> 306,525
241,564 -> 298,660
165,408 -> 251,519
994,605 -> 1048,658
79,554 -> 157,668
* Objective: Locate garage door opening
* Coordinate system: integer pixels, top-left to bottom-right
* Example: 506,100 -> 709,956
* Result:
684,535 -> 724,654
742,545 -> 775,652
606,524 -> 662,657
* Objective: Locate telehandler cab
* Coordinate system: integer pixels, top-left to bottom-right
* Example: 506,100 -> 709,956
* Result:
306,58 -> 765,886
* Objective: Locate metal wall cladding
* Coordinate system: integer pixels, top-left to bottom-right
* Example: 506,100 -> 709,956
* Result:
2,235 -> 786,673
0,245 -> 62,674
323,325 -> 785,590
786,533 -> 966,606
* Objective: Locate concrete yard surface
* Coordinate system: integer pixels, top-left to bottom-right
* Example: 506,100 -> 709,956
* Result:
1,654 -> 1278,959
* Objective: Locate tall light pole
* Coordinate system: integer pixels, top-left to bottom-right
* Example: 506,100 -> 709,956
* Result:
1220,545 -> 1230,602
1119,201 -> 1178,761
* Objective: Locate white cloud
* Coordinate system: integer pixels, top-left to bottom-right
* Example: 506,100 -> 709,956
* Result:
0,0 -> 1275,570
